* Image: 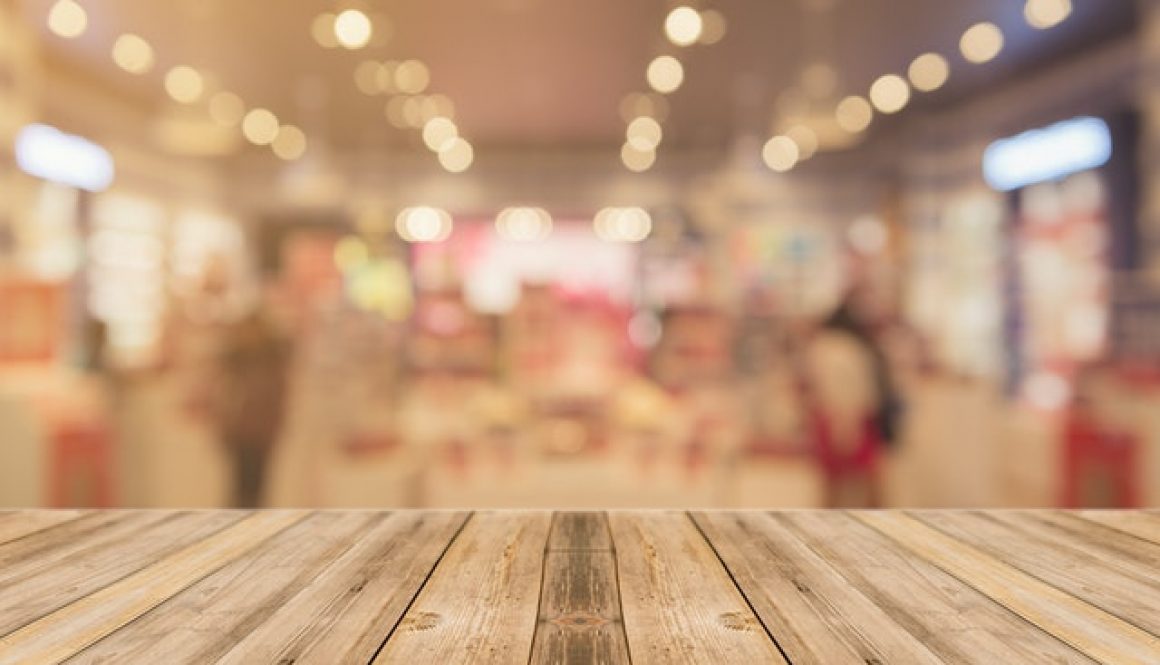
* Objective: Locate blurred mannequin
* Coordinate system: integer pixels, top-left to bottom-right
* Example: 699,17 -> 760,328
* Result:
214,302 -> 292,508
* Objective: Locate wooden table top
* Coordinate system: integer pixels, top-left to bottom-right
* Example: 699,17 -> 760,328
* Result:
1,510 -> 1158,664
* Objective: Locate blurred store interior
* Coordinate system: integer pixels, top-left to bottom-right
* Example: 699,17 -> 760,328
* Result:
1,0 -> 1158,509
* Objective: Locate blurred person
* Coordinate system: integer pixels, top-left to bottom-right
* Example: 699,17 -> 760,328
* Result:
213,302 -> 293,508
801,293 -> 903,507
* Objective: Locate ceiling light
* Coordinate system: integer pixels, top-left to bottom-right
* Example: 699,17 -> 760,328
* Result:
164,66 -> 205,104
960,22 -> 1003,64
394,60 -> 430,94
626,116 -> 663,151
112,34 -> 154,74
664,7 -> 703,47
334,9 -> 372,49
208,92 -> 245,127
835,95 -> 873,133
762,136 -> 799,172
47,0 -> 86,38
621,143 -> 656,172
646,56 -> 684,94
908,53 -> 949,92
698,10 -> 727,45
311,13 -> 339,48
396,207 -> 452,242
422,117 -> 458,152
594,207 -> 652,242
869,74 -> 910,114
496,207 -> 552,241
242,108 -> 280,145
1024,0 -> 1071,29
438,138 -> 474,172
272,125 -> 307,161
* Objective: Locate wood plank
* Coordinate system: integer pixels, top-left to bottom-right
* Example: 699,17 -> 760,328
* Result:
858,511 -> 1160,664
0,510 -> 85,545
0,510 -> 304,664
0,511 -> 245,636
214,510 -> 470,664
71,511 -> 382,663
778,511 -> 1095,663
374,511 -> 550,665
530,512 -> 629,665
691,511 -> 940,664
0,512 -> 162,582
1076,510 -> 1160,546
913,511 -> 1160,636
613,512 -> 787,664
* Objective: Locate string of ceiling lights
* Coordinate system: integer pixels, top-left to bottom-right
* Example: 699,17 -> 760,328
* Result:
762,0 -> 1075,172
620,3 -> 727,173
44,0 -> 309,161
310,8 -> 474,173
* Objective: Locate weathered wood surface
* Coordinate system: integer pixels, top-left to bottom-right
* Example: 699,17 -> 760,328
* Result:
0,509 -> 1157,664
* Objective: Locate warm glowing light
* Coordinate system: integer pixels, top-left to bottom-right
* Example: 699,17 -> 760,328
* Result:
355,60 -> 384,95
835,95 -> 873,133
164,66 -> 205,104
396,207 -> 453,242
762,135 -> 799,172
785,125 -> 818,160
334,9 -> 372,49
594,207 -> 652,242
496,207 -> 552,241
698,10 -> 727,45
438,138 -> 474,172
626,116 -> 663,151
394,60 -> 430,94
1024,0 -> 1071,29
112,34 -> 154,74
960,22 -> 1003,64
272,125 -> 307,160
664,6 -> 703,47
620,143 -> 656,172
209,92 -> 245,127
908,52 -> 949,92
385,97 -> 409,128
242,108 -> 280,145
421,94 -> 455,120
311,13 -> 339,48
646,56 -> 684,94
47,0 -> 87,38
869,74 -> 910,114
422,117 -> 458,152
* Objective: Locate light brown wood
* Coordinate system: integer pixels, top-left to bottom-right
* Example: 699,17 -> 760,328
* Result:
915,510 -> 1160,635
612,511 -> 788,664
373,511 -> 551,664
0,510 -> 84,545
858,511 -> 1160,664
691,510 -> 941,664
0,509 -> 1157,664
215,510 -> 469,664
1076,509 -> 1160,545
0,510 -> 305,663
777,511 -> 1094,663
529,512 -> 630,665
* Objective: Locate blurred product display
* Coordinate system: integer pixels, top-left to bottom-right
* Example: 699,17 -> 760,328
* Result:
0,0 -> 1158,510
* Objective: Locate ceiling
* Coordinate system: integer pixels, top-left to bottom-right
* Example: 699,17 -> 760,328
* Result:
20,0 -> 1138,159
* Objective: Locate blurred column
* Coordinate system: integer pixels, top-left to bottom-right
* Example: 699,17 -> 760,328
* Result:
1139,0 -> 1160,278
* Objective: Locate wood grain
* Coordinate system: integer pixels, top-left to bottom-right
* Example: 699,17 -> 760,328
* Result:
858,511 -> 1160,664
0,510 -> 84,545
691,511 -> 940,664
1076,509 -> 1160,545
373,511 -> 551,665
216,510 -> 469,664
612,511 -> 787,664
914,510 -> 1160,635
530,512 -> 629,665
0,510 -> 304,664
777,511 -> 1095,663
